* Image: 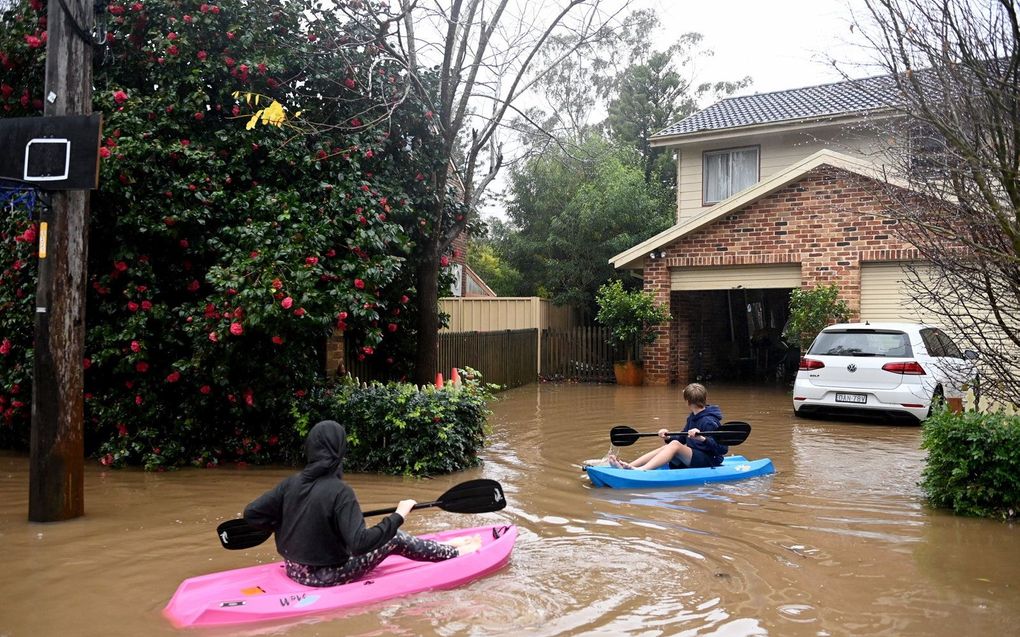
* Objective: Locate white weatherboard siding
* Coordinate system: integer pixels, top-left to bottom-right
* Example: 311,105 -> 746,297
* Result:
859,262 -> 940,324
675,124 -> 892,224
671,264 -> 801,291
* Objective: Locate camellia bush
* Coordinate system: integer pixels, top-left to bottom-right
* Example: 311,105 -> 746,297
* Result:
0,0 -> 457,467
921,408 -> 1020,520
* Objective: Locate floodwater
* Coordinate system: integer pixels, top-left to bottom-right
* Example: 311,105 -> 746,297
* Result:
1,383 -> 1018,637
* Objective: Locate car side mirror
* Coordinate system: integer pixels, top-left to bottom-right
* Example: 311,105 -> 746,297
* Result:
963,349 -> 979,361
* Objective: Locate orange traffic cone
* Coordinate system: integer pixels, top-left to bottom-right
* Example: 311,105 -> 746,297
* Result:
435,372 -> 444,389
451,367 -> 461,386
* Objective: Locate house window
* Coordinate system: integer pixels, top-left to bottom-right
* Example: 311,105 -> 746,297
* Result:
703,146 -> 759,205
908,124 -> 952,181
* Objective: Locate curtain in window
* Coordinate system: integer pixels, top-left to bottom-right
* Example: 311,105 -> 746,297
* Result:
704,152 -> 729,203
730,149 -> 758,194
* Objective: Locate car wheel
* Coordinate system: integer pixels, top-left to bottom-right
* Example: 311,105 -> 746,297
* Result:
793,407 -> 807,419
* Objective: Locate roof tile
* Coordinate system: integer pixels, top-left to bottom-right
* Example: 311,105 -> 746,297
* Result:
655,75 -> 900,138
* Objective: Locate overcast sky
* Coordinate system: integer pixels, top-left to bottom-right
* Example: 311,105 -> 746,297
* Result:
641,0 -> 877,94
482,0 -> 878,219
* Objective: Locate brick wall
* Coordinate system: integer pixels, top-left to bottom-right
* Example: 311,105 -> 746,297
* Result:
642,165 -> 920,384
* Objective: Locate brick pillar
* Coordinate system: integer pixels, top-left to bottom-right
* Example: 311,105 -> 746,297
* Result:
325,328 -> 346,378
643,258 -> 672,385
672,291 -> 690,385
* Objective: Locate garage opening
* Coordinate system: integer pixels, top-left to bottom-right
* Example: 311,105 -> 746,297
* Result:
676,288 -> 798,383
671,265 -> 802,384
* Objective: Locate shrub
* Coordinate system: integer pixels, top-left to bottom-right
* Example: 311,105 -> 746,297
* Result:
921,407 -> 1020,519
299,368 -> 495,477
784,284 -> 850,348
595,279 -> 670,362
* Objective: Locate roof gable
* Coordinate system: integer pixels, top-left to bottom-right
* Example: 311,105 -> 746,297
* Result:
654,75 -> 899,140
610,150 -> 906,269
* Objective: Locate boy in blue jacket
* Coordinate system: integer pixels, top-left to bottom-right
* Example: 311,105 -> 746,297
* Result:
609,383 -> 728,470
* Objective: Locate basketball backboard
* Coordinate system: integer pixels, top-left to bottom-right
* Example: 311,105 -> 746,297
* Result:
0,114 -> 102,190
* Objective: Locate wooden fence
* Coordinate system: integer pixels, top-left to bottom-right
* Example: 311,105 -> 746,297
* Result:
438,329 -> 537,388
344,326 -> 623,387
540,326 -> 620,383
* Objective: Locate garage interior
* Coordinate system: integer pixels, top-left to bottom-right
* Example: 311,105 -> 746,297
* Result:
675,287 -> 799,384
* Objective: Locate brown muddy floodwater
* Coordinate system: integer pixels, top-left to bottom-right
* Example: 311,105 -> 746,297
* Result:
1,383 -> 1018,637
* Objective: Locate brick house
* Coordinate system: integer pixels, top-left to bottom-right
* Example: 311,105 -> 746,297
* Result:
611,77 -> 937,385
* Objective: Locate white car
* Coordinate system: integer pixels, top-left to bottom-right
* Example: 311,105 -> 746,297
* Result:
792,322 -> 978,423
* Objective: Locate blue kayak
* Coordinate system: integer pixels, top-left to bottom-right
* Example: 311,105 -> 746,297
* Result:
585,455 -> 775,488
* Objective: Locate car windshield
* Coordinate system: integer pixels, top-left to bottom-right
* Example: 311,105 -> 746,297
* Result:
809,330 -> 912,357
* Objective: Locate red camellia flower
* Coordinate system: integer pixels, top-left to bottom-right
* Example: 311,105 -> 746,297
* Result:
167,31 -> 177,40
197,50 -> 207,61
127,301 -> 139,312
113,89 -> 128,104
362,346 -> 374,355
99,147 -> 111,159
24,35 -> 42,48
183,14 -> 192,23
293,307 -> 305,317
441,255 -> 450,267
141,300 -> 152,311
226,31 -> 235,39
136,361 -> 149,373
117,423 -> 128,437
354,278 -> 365,289
271,278 -> 282,289
83,357 -> 91,369
135,395 -> 143,405
400,295 -> 409,304
208,331 -> 218,342
101,453 -> 114,466
244,388 -> 254,406
271,335 -> 283,345
229,322 -> 243,336
281,296 -> 293,309
199,385 -> 211,394
167,44 -> 179,55
187,279 -> 200,292
114,260 -> 128,272
305,256 -> 318,266
166,371 -> 181,383
337,311 -> 348,320
194,112 -> 204,121
130,340 -> 141,353
344,77 -> 356,89
387,323 -> 398,333
0,338 -> 11,355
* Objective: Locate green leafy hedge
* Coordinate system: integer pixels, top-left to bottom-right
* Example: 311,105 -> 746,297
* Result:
921,408 -> 1020,519
297,369 -> 495,477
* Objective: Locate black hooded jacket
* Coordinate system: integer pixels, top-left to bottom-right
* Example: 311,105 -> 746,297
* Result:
243,420 -> 404,566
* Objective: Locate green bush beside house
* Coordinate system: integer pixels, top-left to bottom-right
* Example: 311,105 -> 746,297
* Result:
921,408 -> 1020,520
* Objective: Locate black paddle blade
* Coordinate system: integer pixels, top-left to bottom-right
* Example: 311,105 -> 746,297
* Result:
609,425 -> 641,447
712,421 -> 751,446
436,478 -> 507,513
217,518 -> 272,550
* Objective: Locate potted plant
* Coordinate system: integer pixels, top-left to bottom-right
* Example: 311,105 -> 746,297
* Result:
595,280 -> 671,386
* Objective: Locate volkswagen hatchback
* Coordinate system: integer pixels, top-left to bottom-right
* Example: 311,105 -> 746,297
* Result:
792,322 -> 978,423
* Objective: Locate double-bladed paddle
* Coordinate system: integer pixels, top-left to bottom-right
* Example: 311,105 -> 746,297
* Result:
216,478 -> 507,550
609,421 -> 752,447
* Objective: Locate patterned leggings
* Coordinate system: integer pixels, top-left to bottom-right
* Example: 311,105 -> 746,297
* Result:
285,531 -> 458,587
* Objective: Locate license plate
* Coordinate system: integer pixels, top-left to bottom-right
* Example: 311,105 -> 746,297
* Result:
835,393 -> 867,404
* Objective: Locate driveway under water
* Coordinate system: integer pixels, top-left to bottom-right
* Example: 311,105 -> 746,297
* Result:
1,383 -> 1017,636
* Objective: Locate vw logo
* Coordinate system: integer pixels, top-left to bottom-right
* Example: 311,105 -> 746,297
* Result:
847,363 -> 857,373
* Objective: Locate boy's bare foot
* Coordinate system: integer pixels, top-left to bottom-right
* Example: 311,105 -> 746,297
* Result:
608,454 -> 634,470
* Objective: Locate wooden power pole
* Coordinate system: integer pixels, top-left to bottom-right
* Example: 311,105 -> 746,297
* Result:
29,0 -> 94,522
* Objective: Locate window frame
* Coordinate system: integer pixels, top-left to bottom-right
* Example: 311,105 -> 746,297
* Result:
702,145 -> 761,206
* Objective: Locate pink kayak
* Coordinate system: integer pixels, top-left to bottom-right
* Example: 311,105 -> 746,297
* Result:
164,524 -> 517,628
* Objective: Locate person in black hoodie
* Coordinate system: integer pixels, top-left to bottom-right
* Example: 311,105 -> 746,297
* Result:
608,383 -> 728,470
244,419 -> 477,587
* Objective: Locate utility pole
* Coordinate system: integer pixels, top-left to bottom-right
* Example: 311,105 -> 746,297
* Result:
29,0 -> 94,522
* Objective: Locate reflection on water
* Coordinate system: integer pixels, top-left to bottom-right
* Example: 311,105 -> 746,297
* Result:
1,383 -> 1018,636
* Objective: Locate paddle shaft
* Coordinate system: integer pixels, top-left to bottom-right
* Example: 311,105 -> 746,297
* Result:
363,499 -> 442,517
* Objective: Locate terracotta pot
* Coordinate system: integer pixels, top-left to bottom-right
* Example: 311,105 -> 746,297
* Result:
613,360 -> 645,386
